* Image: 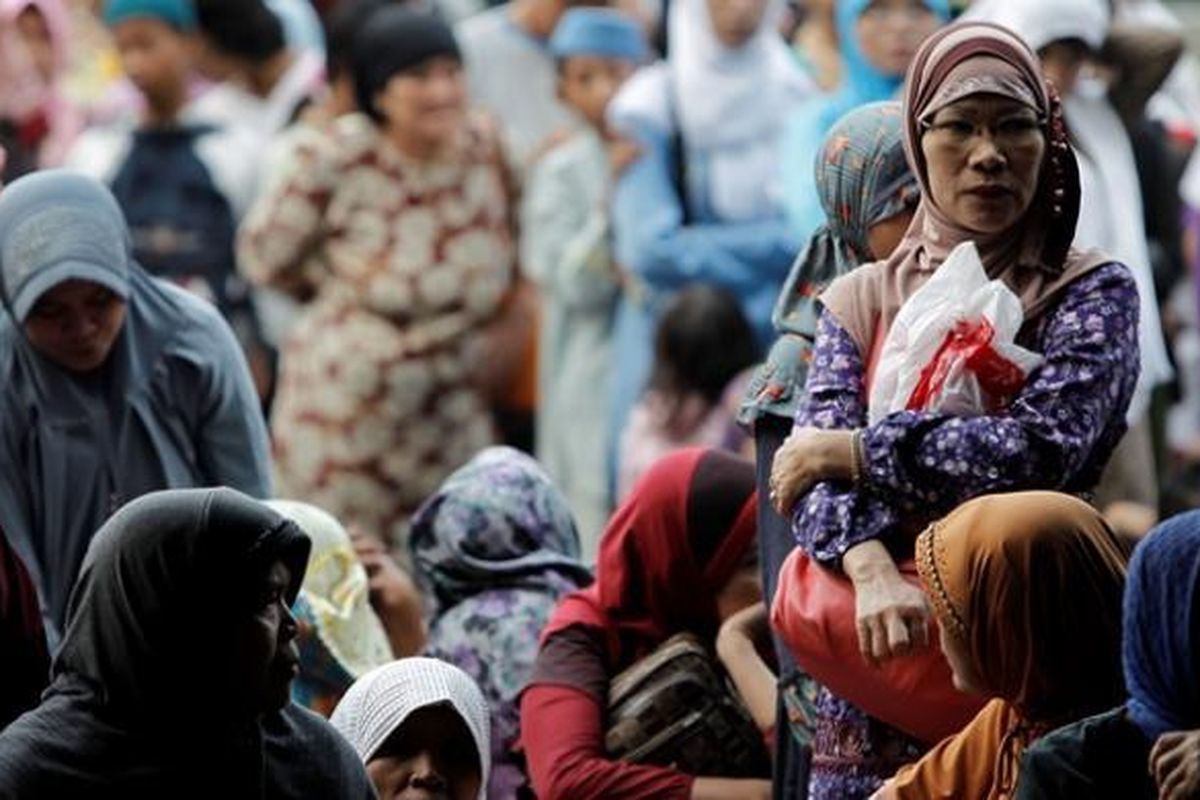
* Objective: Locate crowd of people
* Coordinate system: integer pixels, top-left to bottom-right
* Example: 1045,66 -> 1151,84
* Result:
0,0 -> 1198,798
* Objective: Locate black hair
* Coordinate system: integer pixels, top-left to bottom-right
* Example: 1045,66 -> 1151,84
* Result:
351,6 -> 460,124
324,0 -> 386,82
648,283 -> 758,409
195,0 -> 287,63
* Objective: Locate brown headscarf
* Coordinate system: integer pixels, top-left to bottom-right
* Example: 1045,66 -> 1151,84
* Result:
888,491 -> 1127,799
821,21 -> 1113,357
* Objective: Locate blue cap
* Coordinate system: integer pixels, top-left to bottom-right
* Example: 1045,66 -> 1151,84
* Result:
103,0 -> 197,30
550,8 -> 648,63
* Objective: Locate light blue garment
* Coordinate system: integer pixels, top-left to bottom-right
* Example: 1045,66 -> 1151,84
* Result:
607,119 -> 801,492
0,171 -> 272,646
781,0 -> 949,239
264,0 -> 325,57
457,7 -> 577,167
604,0 -> 810,494
550,8 -> 648,62
521,129 -> 620,554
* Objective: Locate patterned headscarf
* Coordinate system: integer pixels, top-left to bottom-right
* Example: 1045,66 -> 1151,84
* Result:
1124,510 -> 1200,740
408,447 -> 590,799
774,101 -> 918,340
409,447 -> 591,619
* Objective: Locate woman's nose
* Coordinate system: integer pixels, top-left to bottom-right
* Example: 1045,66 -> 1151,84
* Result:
279,600 -> 299,641
68,313 -> 100,339
967,134 -> 1006,172
407,751 -> 448,789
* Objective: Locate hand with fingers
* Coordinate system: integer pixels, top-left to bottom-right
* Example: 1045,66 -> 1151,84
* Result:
769,426 -> 857,516
842,540 -> 931,665
1151,730 -> 1200,800
349,527 -> 426,657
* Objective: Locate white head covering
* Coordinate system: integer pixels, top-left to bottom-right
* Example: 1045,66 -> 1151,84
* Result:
610,0 -> 811,221
266,500 -> 393,680
331,658 -> 491,800
966,0 -> 1109,52
667,0 -> 807,149
968,0 -> 1174,421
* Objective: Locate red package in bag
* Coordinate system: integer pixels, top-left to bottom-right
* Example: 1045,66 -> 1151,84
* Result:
770,548 -> 986,744
870,242 -> 1043,423
906,318 -> 1030,414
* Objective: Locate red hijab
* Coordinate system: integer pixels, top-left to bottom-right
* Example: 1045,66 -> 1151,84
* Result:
541,448 -> 757,672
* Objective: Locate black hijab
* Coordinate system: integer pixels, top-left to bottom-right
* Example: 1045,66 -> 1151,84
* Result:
0,488 -> 373,799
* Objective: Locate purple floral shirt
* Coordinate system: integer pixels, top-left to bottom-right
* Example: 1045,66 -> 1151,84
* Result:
793,262 -> 1140,568
790,262 -> 1140,799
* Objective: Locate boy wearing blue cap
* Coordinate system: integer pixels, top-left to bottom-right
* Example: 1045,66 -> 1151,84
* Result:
520,8 -> 647,557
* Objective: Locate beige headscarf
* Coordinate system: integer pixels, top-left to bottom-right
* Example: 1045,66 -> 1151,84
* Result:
267,500 -> 394,710
820,21 -> 1113,357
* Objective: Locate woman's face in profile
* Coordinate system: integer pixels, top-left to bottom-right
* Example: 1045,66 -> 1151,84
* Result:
938,621 -> 984,696
221,560 -> 301,716
920,94 -> 1046,235
23,279 -> 127,373
366,703 -> 482,800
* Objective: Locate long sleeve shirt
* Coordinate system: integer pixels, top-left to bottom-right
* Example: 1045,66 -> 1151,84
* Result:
521,625 -> 695,800
791,262 -> 1141,567
794,262 -> 1140,800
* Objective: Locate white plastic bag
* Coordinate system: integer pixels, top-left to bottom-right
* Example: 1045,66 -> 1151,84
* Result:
868,241 -> 1044,424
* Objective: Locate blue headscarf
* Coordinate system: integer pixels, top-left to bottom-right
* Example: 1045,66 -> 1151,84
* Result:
781,0 -> 949,239
1124,510 -> 1200,740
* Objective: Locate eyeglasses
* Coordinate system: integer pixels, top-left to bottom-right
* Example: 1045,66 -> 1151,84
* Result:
920,115 -> 1045,150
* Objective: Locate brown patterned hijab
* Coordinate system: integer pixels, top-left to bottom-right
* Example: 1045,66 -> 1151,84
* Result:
820,21 -> 1113,357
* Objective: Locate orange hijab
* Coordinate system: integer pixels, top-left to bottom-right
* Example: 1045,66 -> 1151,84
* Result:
820,21 -> 1112,358
886,492 -> 1127,799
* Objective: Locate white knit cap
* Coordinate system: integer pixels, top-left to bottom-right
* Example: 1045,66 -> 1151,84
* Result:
330,658 -> 490,799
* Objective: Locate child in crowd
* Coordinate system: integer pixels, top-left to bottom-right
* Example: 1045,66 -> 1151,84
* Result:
456,0 -> 602,169
0,0 -> 82,179
66,0 -> 258,318
189,0 -> 323,137
617,284 -> 757,501
522,6 -> 646,557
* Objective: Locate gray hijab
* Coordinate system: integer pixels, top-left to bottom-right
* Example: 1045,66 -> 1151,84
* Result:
0,167 -> 132,323
0,488 -> 374,799
0,170 -> 272,646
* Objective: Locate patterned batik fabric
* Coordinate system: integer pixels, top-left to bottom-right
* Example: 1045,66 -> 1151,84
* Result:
240,113 -> 516,551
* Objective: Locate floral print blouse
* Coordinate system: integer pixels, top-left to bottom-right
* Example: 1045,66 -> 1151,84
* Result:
790,261 -> 1140,800
792,262 -> 1141,567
